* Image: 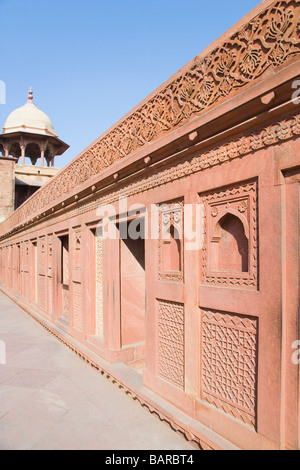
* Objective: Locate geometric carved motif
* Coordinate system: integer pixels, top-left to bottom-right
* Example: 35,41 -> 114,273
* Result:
62,285 -> 69,321
1,0 -> 299,237
47,235 -> 53,275
24,241 -> 29,266
72,228 -> 81,268
40,236 -> 46,266
158,300 -> 184,389
72,281 -> 83,331
47,276 -> 53,315
38,275 -> 47,312
47,235 -> 53,316
200,180 -> 258,289
201,308 -> 258,427
95,234 -> 104,338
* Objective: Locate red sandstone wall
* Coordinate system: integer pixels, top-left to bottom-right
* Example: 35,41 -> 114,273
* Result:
0,117 -> 299,449
0,0 -> 299,451
0,0 -> 299,237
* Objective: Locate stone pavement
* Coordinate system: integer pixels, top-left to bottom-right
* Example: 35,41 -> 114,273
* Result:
0,291 -> 196,450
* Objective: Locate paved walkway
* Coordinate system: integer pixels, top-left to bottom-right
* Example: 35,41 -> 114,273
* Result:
0,292 -> 195,450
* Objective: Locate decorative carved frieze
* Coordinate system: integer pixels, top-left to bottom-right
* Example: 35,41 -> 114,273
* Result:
201,308 -> 258,427
1,110 -> 299,241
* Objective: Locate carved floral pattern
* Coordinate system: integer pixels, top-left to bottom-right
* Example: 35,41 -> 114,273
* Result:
0,0 -> 299,238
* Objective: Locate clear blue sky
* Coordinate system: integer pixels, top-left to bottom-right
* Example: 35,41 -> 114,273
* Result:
0,0 -> 261,167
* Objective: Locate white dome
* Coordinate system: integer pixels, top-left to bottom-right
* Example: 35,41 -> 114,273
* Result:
2,89 -> 57,137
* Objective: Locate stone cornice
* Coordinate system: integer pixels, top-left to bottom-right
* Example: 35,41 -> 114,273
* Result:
1,108 -> 299,243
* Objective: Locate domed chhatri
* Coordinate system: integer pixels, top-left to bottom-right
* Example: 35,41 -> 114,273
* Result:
0,88 -> 69,167
3,88 -> 57,137
0,87 -> 69,214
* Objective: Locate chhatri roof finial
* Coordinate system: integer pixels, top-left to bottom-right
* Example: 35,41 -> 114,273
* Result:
28,87 -> 33,103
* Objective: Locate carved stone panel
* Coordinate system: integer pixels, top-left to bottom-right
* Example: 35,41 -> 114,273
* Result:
73,281 -> 83,331
200,308 -> 258,427
24,241 -> 29,267
158,200 -> 184,283
157,299 -> 184,389
38,274 -> 46,312
95,234 -> 104,338
40,236 -> 46,267
47,276 -> 53,315
47,235 -> 53,276
73,228 -> 81,269
62,285 -> 69,321
200,180 -> 258,288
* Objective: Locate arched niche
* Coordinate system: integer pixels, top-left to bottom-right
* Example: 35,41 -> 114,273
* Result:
0,143 -> 3,156
162,223 -> 182,272
210,212 -> 249,273
45,147 -> 52,166
25,142 -> 41,165
8,141 -> 21,159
